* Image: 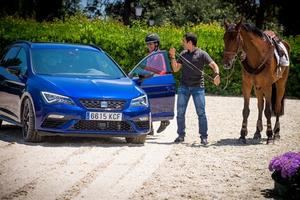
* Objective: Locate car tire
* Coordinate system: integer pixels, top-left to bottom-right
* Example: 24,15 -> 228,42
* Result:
125,135 -> 146,144
22,98 -> 43,142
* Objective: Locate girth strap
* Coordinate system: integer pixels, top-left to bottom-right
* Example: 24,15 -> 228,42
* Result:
242,58 -> 266,75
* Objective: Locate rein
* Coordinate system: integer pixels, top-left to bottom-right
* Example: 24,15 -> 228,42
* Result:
175,52 -> 233,90
175,52 -> 216,82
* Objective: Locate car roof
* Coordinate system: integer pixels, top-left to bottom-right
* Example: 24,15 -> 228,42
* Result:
12,41 -> 102,52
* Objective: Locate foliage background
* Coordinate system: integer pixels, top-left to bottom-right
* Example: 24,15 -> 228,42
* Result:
0,16 -> 299,97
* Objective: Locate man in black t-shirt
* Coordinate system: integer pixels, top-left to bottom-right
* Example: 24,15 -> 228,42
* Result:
169,32 -> 220,145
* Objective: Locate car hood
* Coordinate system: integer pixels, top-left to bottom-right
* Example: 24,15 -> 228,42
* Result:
35,75 -> 143,100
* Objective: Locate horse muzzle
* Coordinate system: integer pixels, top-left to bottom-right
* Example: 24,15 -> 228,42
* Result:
223,57 -> 234,69
223,63 -> 233,69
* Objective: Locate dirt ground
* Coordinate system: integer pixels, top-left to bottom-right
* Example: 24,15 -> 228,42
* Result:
1,96 -> 299,200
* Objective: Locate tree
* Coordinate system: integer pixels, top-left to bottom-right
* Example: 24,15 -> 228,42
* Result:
105,0 -> 137,25
64,0 -> 81,16
106,0 -> 235,26
83,0 -> 117,19
0,0 -> 81,21
166,0 -> 236,26
223,0 -> 279,29
223,0 -> 299,35
277,0 -> 299,35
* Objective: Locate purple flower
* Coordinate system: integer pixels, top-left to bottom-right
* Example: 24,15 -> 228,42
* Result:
269,151 -> 300,179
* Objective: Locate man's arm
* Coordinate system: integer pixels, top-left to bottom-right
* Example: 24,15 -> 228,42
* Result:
209,61 -> 220,86
169,48 -> 182,72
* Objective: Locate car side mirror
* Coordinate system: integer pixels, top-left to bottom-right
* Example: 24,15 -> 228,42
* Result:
138,73 -> 154,80
7,66 -> 21,76
128,71 -> 154,80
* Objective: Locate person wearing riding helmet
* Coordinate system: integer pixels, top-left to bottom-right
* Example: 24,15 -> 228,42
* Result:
144,33 -> 167,74
145,33 -> 170,133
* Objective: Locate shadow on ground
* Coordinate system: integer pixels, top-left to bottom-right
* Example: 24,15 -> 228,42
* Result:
260,188 -> 299,200
0,124 -> 146,148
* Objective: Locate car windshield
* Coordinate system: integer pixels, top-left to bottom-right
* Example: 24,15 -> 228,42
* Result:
31,47 -> 125,78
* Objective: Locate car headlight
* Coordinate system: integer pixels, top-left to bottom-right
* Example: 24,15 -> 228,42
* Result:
41,92 -> 74,105
130,95 -> 148,107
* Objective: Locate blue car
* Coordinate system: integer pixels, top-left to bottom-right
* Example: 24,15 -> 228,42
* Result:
0,41 -> 175,143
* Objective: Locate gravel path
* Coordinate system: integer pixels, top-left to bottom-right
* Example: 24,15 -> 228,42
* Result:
0,96 -> 299,200
130,96 -> 300,200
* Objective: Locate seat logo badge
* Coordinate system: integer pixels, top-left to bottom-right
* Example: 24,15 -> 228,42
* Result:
101,101 -> 108,108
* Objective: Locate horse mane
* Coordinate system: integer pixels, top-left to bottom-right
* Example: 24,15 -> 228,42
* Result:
242,23 -> 265,39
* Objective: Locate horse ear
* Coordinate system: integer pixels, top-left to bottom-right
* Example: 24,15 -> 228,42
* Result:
224,19 -> 229,29
236,17 -> 243,31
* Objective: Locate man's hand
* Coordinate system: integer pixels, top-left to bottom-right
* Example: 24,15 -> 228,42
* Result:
214,74 -> 220,86
169,48 -> 176,59
169,47 -> 181,72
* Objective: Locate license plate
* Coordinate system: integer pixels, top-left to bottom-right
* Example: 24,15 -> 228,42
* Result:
86,112 -> 122,121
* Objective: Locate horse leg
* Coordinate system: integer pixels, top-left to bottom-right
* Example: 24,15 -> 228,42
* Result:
254,90 -> 264,140
264,88 -> 273,144
240,79 -> 252,144
273,72 -> 288,140
273,83 -> 282,140
273,116 -> 280,140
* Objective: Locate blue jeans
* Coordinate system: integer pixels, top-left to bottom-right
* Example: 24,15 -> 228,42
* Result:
176,86 -> 208,138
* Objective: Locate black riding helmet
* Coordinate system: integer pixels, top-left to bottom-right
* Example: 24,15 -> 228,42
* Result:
145,33 -> 160,45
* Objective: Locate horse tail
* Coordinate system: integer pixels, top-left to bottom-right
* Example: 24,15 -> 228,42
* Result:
271,83 -> 285,116
271,39 -> 289,116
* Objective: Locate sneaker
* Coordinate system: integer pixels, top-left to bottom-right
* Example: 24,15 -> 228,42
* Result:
200,137 -> 208,145
174,136 -> 184,143
157,120 -> 170,133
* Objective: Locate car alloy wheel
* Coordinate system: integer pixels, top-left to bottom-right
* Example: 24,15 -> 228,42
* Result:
22,99 -> 42,142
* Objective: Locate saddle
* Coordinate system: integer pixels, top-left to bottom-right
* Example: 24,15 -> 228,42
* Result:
264,31 -> 289,78
264,31 -> 285,57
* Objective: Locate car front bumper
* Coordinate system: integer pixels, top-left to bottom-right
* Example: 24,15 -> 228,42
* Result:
35,103 -> 151,137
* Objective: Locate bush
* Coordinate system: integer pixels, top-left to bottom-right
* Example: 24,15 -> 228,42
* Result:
0,16 -> 299,97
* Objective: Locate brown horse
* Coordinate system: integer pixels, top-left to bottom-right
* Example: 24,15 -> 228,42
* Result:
223,19 -> 290,144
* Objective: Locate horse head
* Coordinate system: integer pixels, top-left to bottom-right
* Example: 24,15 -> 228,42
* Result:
223,19 -> 243,69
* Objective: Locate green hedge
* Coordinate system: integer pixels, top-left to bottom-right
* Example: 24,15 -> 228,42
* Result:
0,15 -> 299,97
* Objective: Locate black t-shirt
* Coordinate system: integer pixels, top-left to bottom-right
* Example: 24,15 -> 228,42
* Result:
178,48 -> 213,87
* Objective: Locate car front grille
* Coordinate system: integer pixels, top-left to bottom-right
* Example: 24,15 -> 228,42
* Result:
80,99 -> 126,110
73,120 -> 131,131
41,118 -> 69,128
135,121 -> 150,129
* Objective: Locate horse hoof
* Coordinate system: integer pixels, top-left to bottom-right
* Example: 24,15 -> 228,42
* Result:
239,137 -> 246,144
266,137 -> 274,144
273,133 -> 280,140
253,133 -> 261,140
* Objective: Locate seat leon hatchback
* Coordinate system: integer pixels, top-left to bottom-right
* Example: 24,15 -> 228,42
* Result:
0,41 -> 175,143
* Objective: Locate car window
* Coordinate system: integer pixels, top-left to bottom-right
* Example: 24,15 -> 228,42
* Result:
15,48 -> 28,75
31,48 -> 125,78
0,47 -> 21,67
129,51 -> 171,77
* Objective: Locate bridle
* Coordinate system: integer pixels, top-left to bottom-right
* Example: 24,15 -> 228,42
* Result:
222,27 -> 243,89
223,28 -> 243,66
